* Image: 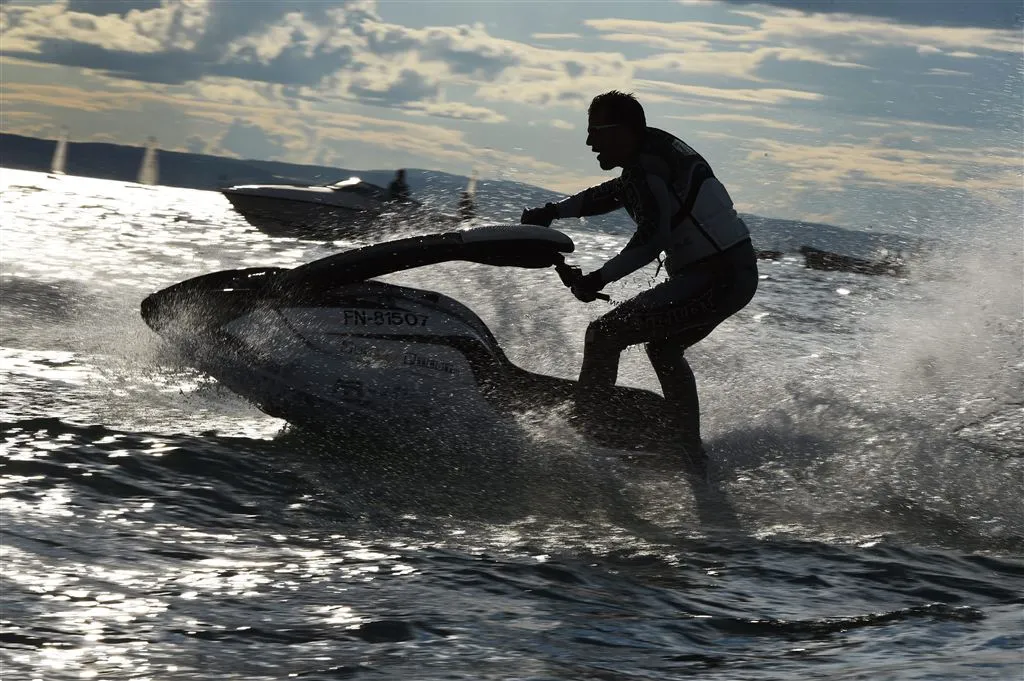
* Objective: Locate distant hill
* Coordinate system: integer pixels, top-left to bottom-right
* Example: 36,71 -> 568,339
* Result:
0,132 -> 567,218
1,132 -> 922,257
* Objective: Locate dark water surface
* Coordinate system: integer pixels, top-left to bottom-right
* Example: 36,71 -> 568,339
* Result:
2,170 -> 1021,680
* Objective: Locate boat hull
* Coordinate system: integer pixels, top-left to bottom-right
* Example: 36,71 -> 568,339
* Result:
222,191 -> 462,240
222,191 -> 377,239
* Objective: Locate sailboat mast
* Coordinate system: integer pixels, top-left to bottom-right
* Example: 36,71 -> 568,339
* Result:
50,127 -> 68,175
137,136 -> 159,185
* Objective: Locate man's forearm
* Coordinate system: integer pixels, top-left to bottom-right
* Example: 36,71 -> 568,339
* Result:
554,179 -> 622,218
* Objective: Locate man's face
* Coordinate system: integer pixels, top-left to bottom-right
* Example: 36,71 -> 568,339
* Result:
586,108 -> 634,170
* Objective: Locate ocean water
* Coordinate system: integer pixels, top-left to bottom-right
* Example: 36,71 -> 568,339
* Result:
1,168 -> 1021,680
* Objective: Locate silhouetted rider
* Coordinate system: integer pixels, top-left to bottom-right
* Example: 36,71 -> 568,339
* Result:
388,169 -> 410,203
521,90 -> 758,473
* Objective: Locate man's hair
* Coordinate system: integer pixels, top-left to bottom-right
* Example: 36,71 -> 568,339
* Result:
588,90 -> 646,134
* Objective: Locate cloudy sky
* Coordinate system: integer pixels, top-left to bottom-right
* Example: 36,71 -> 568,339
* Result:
2,0 -> 1021,226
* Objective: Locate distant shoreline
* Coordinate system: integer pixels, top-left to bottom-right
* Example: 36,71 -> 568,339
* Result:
0,131 -> 490,197
5,131 -> 923,259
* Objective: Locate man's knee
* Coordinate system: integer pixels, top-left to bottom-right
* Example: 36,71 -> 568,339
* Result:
645,339 -> 676,362
584,318 -> 617,351
646,339 -> 689,375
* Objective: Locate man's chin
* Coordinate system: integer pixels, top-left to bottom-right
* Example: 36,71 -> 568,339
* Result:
596,154 -> 617,170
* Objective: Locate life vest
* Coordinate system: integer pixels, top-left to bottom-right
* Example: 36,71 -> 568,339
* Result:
638,128 -> 750,271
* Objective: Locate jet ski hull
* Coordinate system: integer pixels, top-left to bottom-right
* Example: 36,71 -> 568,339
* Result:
141,226 -> 689,458
151,299 -> 683,455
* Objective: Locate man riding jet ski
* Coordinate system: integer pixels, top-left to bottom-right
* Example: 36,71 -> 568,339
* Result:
140,224 -> 709,476
521,90 -> 759,472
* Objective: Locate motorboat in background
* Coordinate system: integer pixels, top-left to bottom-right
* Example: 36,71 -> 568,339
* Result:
221,175 -> 393,236
220,174 -> 463,239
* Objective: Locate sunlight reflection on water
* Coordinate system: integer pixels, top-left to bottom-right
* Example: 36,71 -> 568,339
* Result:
1,168 -> 1021,680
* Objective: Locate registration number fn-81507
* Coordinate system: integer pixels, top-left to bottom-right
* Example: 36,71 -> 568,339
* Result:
341,309 -> 429,327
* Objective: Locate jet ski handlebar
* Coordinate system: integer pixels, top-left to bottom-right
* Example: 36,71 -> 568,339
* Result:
553,257 -> 611,301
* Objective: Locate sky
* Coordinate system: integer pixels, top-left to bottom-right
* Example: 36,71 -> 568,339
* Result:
1,0 -> 1021,227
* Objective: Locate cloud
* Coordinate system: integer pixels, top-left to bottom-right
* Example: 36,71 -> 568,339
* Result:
876,132 -> 936,151
926,68 -> 972,77
589,9 -> 1022,56
0,1 -> 642,118
184,134 -> 208,154
635,78 -> 824,105
529,119 -> 577,130
476,73 -> 630,107
343,60 -> 444,106
14,1 -> 938,130
710,1 -> 1023,30
0,2 -> 362,85
744,136 -> 1021,195
361,21 -> 522,79
587,18 -> 750,44
0,80 -> 130,113
666,112 -> 816,131
0,109 -> 54,136
853,118 -> 973,133
3,0 -> 1018,212
191,79 -> 314,110
729,8 -> 1023,55
403,100 -> 509,123
65,0 -> 162,15
1,3 -> 488,108
595,33 -> 713,52
633,46 -> 871,81
194,72 -> 507,123
530,32 -> 582,41
0,79 -> 584,189
1,0 -> 213,53
215,118 -> 291,160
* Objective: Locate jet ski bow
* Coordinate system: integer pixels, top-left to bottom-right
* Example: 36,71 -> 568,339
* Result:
141,224 -> 679,455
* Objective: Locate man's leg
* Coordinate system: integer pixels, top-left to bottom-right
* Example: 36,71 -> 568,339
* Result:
572,262 -> 748,436
573,278 -> 705,420
645,327 -> 716,473
573,322 -> 627,433
575,282 -> 672,409
572,245 -> 760,467
642,257 -> 759,470
577,322 -> 624,402
646,338 -> 699,439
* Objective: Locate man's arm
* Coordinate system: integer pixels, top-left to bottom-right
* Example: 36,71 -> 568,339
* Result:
553,178 -> 623,218
596,168 -> 677,284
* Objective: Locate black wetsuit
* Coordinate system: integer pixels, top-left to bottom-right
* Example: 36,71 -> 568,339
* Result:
554,127 -> 759,449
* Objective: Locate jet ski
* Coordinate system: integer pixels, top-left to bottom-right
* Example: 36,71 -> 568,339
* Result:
141,224 -> 688,459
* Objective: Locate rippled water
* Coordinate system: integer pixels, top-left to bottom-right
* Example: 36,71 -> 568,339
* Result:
2,169 -> 1021,680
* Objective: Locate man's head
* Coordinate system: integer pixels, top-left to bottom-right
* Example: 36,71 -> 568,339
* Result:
586,91 -> 646,170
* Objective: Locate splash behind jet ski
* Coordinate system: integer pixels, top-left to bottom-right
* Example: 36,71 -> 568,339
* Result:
141,224 -> 687,459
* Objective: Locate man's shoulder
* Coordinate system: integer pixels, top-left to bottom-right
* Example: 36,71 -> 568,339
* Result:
631,152 -> 671,178
645,127 -> 700,157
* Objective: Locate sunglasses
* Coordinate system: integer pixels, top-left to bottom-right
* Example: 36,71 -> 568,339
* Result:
586,123 -> 623,134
